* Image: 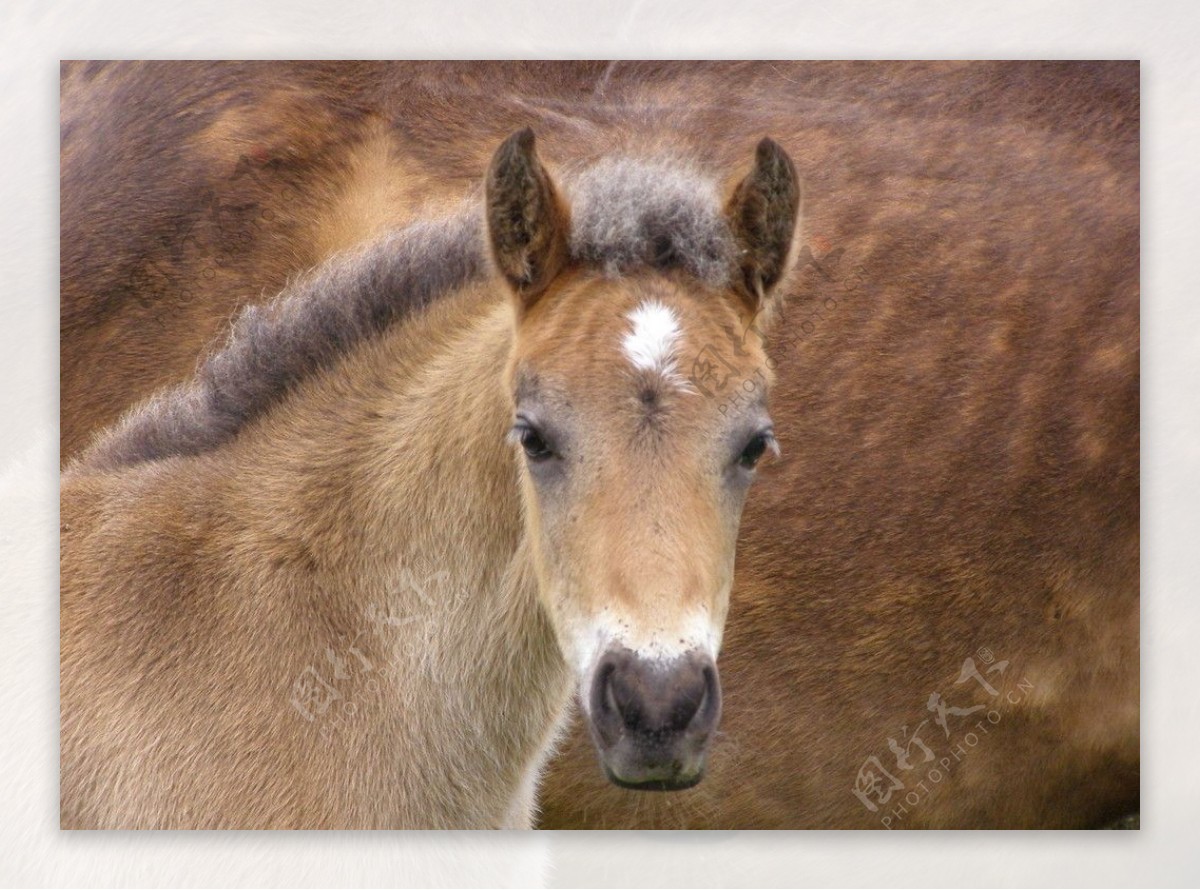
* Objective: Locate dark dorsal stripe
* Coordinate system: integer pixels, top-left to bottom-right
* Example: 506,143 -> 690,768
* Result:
84,209 -> 487,471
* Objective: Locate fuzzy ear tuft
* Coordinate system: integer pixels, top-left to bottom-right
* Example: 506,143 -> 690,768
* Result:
726,137 -> 802,312
485,128 -> 571,310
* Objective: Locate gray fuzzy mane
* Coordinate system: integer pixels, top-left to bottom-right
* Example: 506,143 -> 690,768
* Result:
566,157 -> 734,287
85,158 -> 734,470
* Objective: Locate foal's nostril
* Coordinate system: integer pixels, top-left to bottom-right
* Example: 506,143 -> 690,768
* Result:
669,677 -> 704,731
700,663 -> 720,724
603,671 -> 620,718
601,665 -> 643,730
589,655 -> 626,747
595,661 -> 617,716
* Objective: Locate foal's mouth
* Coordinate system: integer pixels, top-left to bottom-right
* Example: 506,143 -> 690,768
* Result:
602,765 -> 706,792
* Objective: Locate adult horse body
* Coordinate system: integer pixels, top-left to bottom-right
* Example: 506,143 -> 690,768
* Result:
60,62 -> 1139,828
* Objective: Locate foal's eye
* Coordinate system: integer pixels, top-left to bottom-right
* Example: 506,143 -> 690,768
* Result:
517,426 -> 554,462
738,431 -> 776,470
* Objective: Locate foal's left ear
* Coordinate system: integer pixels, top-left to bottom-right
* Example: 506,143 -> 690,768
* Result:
726,137 -> 802,315
485,128 -> 571,312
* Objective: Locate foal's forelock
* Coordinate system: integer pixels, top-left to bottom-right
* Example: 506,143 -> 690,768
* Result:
566,157 -> 735,287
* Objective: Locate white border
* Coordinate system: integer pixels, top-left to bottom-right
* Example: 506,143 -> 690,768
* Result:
4,1 -> 1197,885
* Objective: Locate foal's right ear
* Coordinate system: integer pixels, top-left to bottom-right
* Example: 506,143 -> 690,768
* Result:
485,128 -> 571,312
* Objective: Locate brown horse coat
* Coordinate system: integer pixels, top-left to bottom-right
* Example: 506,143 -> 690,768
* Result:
60,61 -> 1138,828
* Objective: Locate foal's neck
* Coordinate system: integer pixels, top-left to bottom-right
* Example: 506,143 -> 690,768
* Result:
231,277 -> 569,773
200,278 -> 572,826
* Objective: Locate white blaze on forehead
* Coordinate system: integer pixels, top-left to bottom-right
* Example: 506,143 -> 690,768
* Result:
621,300 -> 687,387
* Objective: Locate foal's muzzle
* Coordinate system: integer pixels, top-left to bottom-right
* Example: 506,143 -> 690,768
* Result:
586,647 -> 721,790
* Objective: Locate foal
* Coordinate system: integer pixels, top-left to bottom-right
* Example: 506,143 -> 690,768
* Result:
60,131 -> 800,827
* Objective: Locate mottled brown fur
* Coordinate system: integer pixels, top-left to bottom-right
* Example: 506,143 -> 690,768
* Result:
60,61 -> 1138,828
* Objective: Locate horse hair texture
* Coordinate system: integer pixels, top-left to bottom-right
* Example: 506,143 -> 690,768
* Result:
82,157 -> 736,471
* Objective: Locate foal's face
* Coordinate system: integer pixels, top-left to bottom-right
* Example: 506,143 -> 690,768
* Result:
486,129 -> 799,790
508,274 -> 776,788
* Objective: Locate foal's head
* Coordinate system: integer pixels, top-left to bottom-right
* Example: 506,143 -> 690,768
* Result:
486,130 -> 800,790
